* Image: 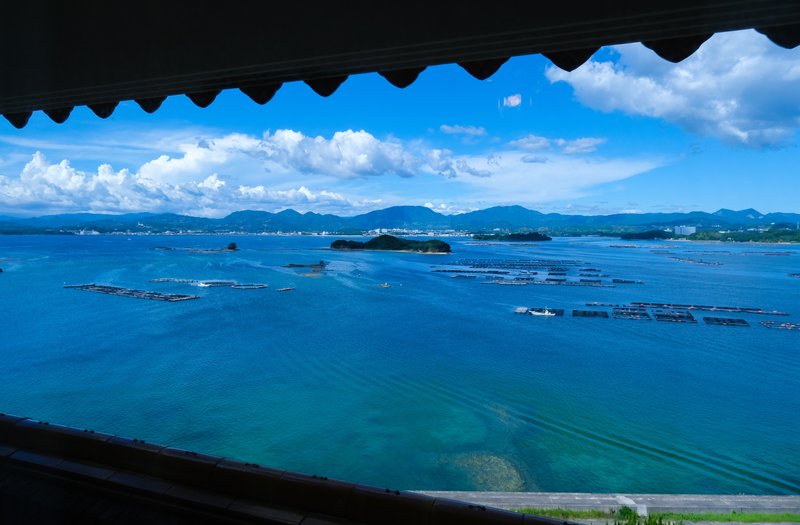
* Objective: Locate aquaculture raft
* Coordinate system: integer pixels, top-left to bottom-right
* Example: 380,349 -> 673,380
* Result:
631,302 -> 789,316
704,317 -> 749,327
572,309 -> 609,318
761,321 -> 800,331
653,309 -> 696,323
65,284 -> 199,302
612,307 -> 651,320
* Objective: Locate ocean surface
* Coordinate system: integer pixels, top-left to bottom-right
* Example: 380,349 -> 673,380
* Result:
1,235 -> 798,494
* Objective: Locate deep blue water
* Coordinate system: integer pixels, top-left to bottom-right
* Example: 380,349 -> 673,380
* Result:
1,235 -> 798,494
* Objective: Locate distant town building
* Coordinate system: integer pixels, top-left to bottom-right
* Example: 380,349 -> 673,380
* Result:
674,225 -> 697,235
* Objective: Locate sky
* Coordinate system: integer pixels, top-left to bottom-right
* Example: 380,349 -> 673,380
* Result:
0,29 -> 799,218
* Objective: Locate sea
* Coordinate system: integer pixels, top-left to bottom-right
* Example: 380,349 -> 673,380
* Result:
1,234 -> 798,494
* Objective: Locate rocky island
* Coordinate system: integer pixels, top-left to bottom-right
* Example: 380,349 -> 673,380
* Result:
330,234 -> 451,253
472,232 -> 552,242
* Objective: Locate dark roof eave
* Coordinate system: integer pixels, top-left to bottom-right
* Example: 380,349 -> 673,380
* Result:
1,2 -> 799,127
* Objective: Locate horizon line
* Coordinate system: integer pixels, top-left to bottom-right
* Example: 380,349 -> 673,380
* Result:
3,205 -> 798,221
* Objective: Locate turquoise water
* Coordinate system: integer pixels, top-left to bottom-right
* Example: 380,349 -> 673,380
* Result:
1,235 -> 798,494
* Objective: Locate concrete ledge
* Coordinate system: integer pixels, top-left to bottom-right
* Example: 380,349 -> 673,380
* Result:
417,492 -> 800,515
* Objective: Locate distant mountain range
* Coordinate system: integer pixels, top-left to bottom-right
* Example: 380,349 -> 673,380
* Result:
1,206 -> 799,234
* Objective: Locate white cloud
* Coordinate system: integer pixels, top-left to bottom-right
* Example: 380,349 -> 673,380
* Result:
510,134 -> 551,151
0,129 -> 660,216
423,201 -> 471,214
545,30 -> 800,147
439,124 -> 487,136
259,129 -> 418,178
554,137 -> 607,154
428,151 -> 662,204
424,149 -> 493,178
136,130 -> 419,185
510,134 -> 606,154
0,151 -> 379,216
502,94 -> 522,108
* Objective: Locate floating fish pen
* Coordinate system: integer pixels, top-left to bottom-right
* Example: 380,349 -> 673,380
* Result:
579,273 -> 601,277
544,277 -> 566,282
761,321 -> 800,331
432,269 -> 509,275
483,280 -> 528,286
451,275 -> 477,279
547,267 -> 569,273
231,283 -> 268,289
284,261 -> 326,269
580,279 -> 601,283
704,317 -> 749,327
150,278 -> 198,283
573,309 -> 609,318
612,307 -> 651,320
612,278 -> 643,284
534,281 -> 610,287
587,302 -> 625,307
513,277 -> 537,281
455,258 -> 582,270
548,272 -> 567,276
580,268 -> 601,272
669,257 -> 722,266
65,284 -> 199,302
653,309 -> 696,323
631,302 -> 788,316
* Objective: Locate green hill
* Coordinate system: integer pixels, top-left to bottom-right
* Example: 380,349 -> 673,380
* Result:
330,234 -> 451,253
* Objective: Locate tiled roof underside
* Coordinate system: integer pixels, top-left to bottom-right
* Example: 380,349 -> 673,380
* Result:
1,3 -> 799,128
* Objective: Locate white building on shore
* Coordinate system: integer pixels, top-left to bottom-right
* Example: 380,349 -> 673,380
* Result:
674,225 -> 697,235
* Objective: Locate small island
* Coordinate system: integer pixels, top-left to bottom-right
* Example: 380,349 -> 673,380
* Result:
472,232 -> 552,242
330,234 -> 451,253
155,242 -> 240,253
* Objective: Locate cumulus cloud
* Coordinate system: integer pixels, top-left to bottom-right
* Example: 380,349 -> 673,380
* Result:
424,149 -> 494,179
502,94 -> 522,108
510,134 -> 606,154
545,30 -> 800,147
0,128 -> 660,216
135,130 -> 419,184
439,124 -> 487,136
510,135 -> 551,151
0,151 -> 380,216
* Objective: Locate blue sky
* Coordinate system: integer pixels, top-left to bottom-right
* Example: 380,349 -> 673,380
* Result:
0,29 -> 798,217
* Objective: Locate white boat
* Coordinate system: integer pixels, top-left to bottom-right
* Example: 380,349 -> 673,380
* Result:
529,308 -> 556,317
379,282 -> 391,288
